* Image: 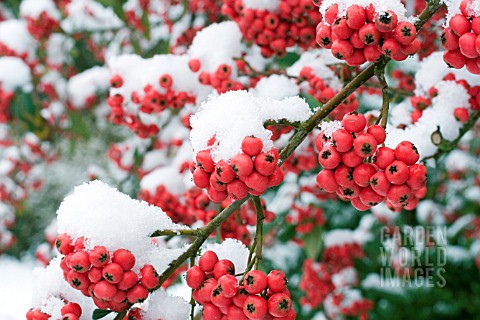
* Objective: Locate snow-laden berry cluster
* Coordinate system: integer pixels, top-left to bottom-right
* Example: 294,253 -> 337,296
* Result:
316,112 -> 427,211
317,0 -> 418,65
442,0 -> 480,74
187,250 -> 295,319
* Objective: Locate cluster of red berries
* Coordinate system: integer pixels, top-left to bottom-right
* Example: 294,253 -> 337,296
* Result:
192,136 -> 284,203
317,3 -> 419,65
222,0 -> 322,58
188,60 -> 243,94
410,73 -> 480,124
299,66 -> 359,120
26,302 -> 82,320
298,259 -> 334,308
326,293 -> 373,320
187,250 -> 295,319
56,233 -> 161,312
322,242 -> 364,273
442,0 -> 480,74
0,211 -> 15,255
107,73 -> 196,138
315,112 -> 427,211
0,84 -> 15,123
24,12 -> 60,40
286,204 -> 325,234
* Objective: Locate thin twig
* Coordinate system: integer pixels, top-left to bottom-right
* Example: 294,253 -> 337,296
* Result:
375,65 -> 390,128
252,197 -> 265,270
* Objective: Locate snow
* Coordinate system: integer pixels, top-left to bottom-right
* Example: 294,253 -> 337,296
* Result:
61,0 -> 123,33
0,57 -> 31,92
249,75 -> 299,100
243,0 -> 281,11
324,229 -> 357,247
188,21 -> 243,73
319,0 -> 410,24
0,257 -> 36,320
20,0 -> 61,20
67,66 -> 111,108
0,20 -> 35,57
190,90 -> 312,162
56,180 -> 189,268
140,290 -> 190,320
204,238 -> 249,275
319,120 -> 343,138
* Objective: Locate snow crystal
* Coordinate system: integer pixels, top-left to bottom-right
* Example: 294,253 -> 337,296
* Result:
324,229 -> 357,247
0,20 -> 35,57
0,57 -> 32,91
243,0 -> 281,11
204,238 -> 249,275
20,0 -> 61,20
319,120 -> 343,138
56,181 -> 189,268
249,75 -> 300,100
332,267 -> 358,288
188,21 -> 243,73
190,90 -> 312,162
61,0 -> 123,33
140,290 -> 190,320
67,66 -> 110,108
319,0 -> 409,24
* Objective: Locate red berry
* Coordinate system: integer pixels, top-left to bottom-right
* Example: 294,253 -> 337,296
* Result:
385,160 -> 410,185
267,292 -> 292,317
407,163 -> 427,191
318,145 -> 341,169
187,266 -> 206,289
345,49 -> 367,66
61,313 -> 79,320
189,59 -> 201,72
213,259 -> 235,279
211,284 -> 233,308
316,169 -> 339,192
353,133 -> 377,157
127,284 -> 149,303
227,179 -> 249,200
374,146 -> 395,169
159,74 -> 173,88
359,186 -> 385,206
267,270 -> 287,293
331,39 -> 354,59
442,28 -> 460,50
459,33 -> 479,58
364,45 -> 383,62
140,264 -> 159,289
450,14 -> 471,36
227,305 -> 248,320
387,184 -> 411,206
351,197 -> 371,211
382,39 -> 401,57
374,10 -> 398,33
245,171 -> 268,193
231,153 -> 254,178
210,172 -> 227,191
117,270 -> 138,290
203,303 -> 222,320
89,246 -> 110,268
350,30 -> 366,49
233,287 -> 250,308
194,278 -> 217,304
346,5 -> 367,30
454,107 -> 469,122
334,165 -> 355,187
243,295 -> 267,320
353,163 -> 378,187
394,141 -> 419,165
56,233 -> 74,255
244,270 -> 267,294
254,151 -> 278,176
218,274 -> 239,298
67,270 -> 90,290
199,251 -> 219,272
216,160 -> 236,183
316,23 -> 333,48
325,4 -> 339,25
367,125 -> 386,144
394,22 -> 416,45
112,249 -> 136,271
94,280 -> 117,300
342,112 -> 366,133
342,149 -> 364,167
196,150 -> 215,172
242,137 -> 263,157
110,74 -> 123,88
208,187 -> 228,202
444,50 -> 467,69
61,303 -> 82,317
338,184 -> 361,199
332,17 -> 353,39
193,167 -> 210,188
359,23 -> 380,45
88,267 -> 103,283
69,251 -> 90,273
332,129 -> 354,152
267,167 -> 284,187
102,262 -> 124,284
112,290 -> 127,303
370,172 -> 391,196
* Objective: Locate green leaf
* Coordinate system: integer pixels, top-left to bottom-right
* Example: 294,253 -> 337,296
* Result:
304,226 -> 323,260
274,52 -> 301,68
144,39 -> 170,58
111,0 -> 127,22
299,93 -> 321,112
141,10 -> 151,40
92,309 -> 112,319
69,112 -> 91,140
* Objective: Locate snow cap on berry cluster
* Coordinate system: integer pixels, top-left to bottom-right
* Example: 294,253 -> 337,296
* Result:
188,21 -> 243,73
249,75 -> 300,100
0,20 -> 35,57
324,229 -> 359,247
67,66 -> 110,108
288,50 -> 343,92
139,290 -> 190,320
243,0 -> 281,11
204,238 -> 249,275
319,120 -> 344,138
61,0 -> 123,33
190,90 -> 312,162
20,0 -> 61,20
108,54 -> 209,106
386,80 -> 469,159
444,0 -> 480,23
319,0 -> 409,24
56,181 -> 190,266
32,258 -> 96,320
0,57 -> 32,91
